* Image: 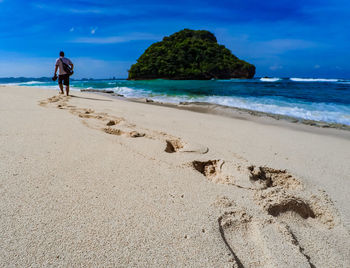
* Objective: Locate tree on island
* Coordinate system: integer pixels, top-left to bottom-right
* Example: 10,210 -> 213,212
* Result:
128,29 -> 255,80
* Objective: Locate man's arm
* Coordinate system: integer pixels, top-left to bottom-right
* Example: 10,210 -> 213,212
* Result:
54,59 -> 59,75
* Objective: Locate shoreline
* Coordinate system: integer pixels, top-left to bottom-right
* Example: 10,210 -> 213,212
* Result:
80,89 -> 350,134
4,83 -> 350,131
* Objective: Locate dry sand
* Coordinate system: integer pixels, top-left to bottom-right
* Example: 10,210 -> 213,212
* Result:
1,85 -> 350,267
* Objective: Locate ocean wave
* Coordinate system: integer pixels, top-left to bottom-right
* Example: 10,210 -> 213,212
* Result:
202,96 -> 350,125
290,78 -> 339,82
0,82 -> 20,86
140,94 -> 350,125
260,77 -> 281,82
73,85 -> 350,125
106,86 -> 150,98
0,81 -> 45,85
21,81 -> 46,85
143,95 -> 350,125
7,79 -> 350,125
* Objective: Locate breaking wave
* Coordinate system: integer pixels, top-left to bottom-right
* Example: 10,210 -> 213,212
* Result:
260,77 -> 281,82
2,77 -> 350,125
290,78 -> 340,82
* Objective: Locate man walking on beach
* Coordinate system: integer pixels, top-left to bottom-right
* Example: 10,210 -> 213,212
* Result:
54,51 -> 74,96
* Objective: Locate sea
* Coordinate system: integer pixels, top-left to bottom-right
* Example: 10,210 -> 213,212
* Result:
1,77 -> 350,126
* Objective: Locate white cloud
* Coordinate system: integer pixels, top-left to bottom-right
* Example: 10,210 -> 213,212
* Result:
90,27 -> 98,35
33,3 -> 134,15
72,33 -> 160,44
67,8 -> 103,14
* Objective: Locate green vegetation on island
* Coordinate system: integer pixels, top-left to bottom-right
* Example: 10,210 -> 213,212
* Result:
128,29 -> 255,80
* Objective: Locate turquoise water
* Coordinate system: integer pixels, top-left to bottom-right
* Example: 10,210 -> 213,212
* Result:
2,77 -> 350,125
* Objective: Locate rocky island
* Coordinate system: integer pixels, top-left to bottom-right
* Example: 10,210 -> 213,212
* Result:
128,29 -> 255,80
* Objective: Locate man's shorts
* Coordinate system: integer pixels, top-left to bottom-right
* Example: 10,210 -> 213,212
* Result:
58,74 -> 70,86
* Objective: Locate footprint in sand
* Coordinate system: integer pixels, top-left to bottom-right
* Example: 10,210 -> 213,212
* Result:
191,159 -> 303,191
129,131 -> 146,138
254,188 -> 350,267
248,166 -> 303,190
191,159 -> 254,187
217,204 -> 314,268
165,139 -> 209,154
255,188 -> 316,220
106,119 -> 123,126
192,160 -> 230,184
103,127 -> 146,138
204,161 -> 350,266
103,127 -> 124,136
39,95 -> 70,107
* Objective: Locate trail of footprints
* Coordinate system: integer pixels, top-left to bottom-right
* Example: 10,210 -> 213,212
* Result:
39,95 -> 209,154
40,95 -> 350,267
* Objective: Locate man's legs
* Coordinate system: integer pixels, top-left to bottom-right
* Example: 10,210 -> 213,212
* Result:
63,74 -> 70,96
58,75 -> 64,94
59,83 -> 64,94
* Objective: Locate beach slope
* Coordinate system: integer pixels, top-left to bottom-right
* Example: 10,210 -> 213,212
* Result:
1,85 -> 349,267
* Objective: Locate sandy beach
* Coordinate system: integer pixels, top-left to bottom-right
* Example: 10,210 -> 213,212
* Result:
1,85 -> 350,267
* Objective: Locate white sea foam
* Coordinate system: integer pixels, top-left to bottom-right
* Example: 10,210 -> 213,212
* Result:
93,86 -> 350,125
0,81 -> 46,86
21,81 -> 45,85
260,77 -> 281,82
290,78 -> 339,82
202,96 -> 350,125
150,94 -> 350,125
0,82 -> 20,86
107,86 -> 150,98
12,81 -> 350,125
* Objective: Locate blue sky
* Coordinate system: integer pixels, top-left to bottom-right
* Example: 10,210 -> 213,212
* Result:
0,0 -> 349,78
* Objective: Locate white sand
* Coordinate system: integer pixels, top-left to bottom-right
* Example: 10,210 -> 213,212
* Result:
1,85 -> 350,267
